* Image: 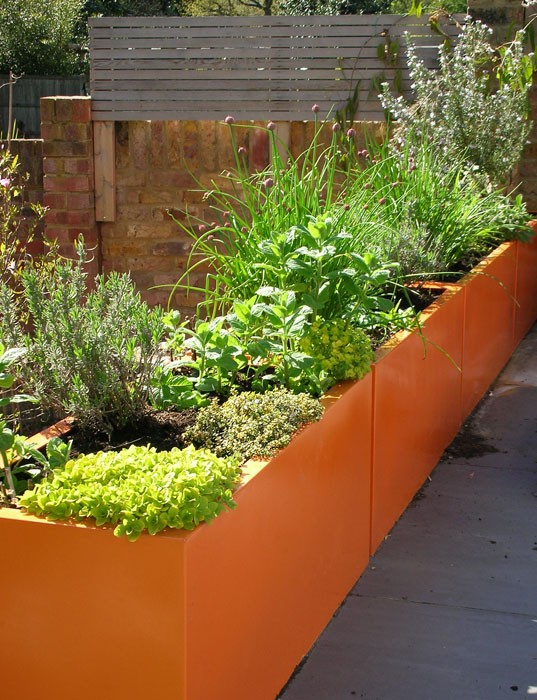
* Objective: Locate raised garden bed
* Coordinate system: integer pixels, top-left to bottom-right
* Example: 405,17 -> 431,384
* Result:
3,236 -> 537,700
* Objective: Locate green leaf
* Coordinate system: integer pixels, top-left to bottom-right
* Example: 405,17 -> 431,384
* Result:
0,429 -> 15,451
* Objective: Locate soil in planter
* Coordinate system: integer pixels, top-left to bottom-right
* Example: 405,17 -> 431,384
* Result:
68,408 -> 197,457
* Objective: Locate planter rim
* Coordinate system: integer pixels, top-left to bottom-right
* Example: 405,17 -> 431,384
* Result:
457,240 -> 517,288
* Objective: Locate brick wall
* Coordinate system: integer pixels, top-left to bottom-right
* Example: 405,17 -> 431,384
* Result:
1,138 -> 45,255
40,96 -> 100,278
99,119 -> 381,315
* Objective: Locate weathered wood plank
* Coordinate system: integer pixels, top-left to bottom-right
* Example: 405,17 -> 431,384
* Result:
90,29 -> 456,47
90,75 -> 409,90
91,45 -> 443,59
89,14 -> 462,27
91,109 -> 388,121
93,121 -> 116,222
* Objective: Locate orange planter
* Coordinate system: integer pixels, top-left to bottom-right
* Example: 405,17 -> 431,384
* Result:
1,238 -> 536,700
514,223 -> 537,345
1,374 -> 372,700
459,241 -> 517,418
370,284 -> 465,554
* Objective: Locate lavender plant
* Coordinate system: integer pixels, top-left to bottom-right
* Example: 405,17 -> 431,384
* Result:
1,241 -> 165,434
379,19 -> 534,186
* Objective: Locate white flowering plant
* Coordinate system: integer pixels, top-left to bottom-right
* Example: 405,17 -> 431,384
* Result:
380,19 -> 534,186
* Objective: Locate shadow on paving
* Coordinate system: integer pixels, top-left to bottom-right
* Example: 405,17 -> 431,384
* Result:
279,324 -> 537,700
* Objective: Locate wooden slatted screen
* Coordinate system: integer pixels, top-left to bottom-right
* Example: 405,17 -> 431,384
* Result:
89,14 -> 462,122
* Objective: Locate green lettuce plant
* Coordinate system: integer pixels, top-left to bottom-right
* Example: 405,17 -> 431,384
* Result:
20,444 -> 242,541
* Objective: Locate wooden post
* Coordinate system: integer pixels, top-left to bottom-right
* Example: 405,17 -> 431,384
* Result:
93,120 -> 116,222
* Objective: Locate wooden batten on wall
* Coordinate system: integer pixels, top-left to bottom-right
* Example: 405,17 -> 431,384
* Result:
93,120 -> 116,222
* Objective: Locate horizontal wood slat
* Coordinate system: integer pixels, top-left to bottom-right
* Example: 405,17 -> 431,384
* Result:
89,14 -> 462,122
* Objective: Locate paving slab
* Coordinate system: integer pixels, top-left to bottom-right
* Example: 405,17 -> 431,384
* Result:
280,596 -> 537,700
279,324 -> 537,700
354,465 -> 537,616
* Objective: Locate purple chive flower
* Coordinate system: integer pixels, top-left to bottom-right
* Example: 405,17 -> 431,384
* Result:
364,182 -> 371,190
312,104 -> 320,113
207,234 -> 215,241
347,128 -> 356,139
379,197 -> 386,205
263,177 -> 274,188
332,122 -> 341,133
210,221 -> 217,228
241,226 -> 248,233
343,203 -> 350,211
0,178 -> 10,187
224,115 -> 235,124
198,224 -> 207,234
363,204 -> 369,210
267,121 -> 276,131
238,146 -> 247,156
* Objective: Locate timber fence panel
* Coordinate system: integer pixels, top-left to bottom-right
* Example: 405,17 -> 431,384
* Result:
89,15 -> 462,122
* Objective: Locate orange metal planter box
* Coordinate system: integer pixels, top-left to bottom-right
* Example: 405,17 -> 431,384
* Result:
370,284 -> 465,554
1,374 -> 372,700
514,223 -> 537,345
459,241 -> 517,418
1,238 -> 536,700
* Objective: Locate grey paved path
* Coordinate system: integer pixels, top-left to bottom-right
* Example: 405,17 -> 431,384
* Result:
279,325 -> 537,700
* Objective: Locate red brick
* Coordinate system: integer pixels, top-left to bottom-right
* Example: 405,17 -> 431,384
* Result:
43,141 -> 91,158
116,122 -> 130,169
68,228 -> 98,245
45,226 -> 69,243
67,210 -> 94,226
139,189 -> 180,205
71,98 -> 91,123
183,121 -> 199,169
64,159 -> 90,175
43,158 -> 60,175
67,192 -> 92,209
102,241 -> 148,257
199,122 -> 217,171
65,123 -> 92,141
116,171 -> 146,187
40,98 -> 56,124
167,122 -> 182,168
41,123 -> 64,140
45,210 -> 70,225
44,175 -> 91,193
43,192 -> 66,209
117,204 -> 151,222
152,241 -> 191,256
151,122 -> 165,168
25,239 -> 45,256
151,172 -> 194,189
55,98 -> 73,122
131,122 -> 149,170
